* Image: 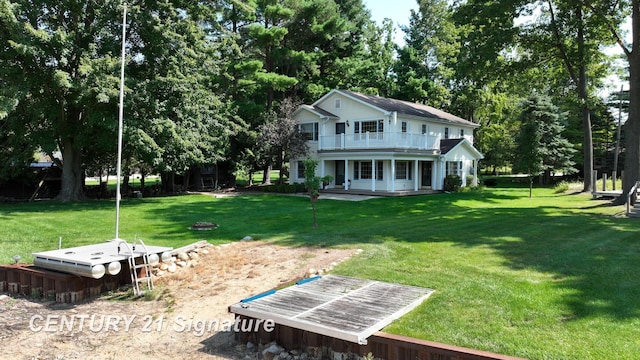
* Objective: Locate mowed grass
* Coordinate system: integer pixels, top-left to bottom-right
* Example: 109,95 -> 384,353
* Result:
1,185 -> 639,359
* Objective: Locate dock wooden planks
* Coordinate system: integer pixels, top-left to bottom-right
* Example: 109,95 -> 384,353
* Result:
229,275 -> 434,345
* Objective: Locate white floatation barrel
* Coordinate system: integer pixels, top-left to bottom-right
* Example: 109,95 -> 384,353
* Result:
106,261 -> 122,275
160,251 -> 172,262
33,257 -> 106,279
148,253 -> 160,266
91,264 -> 106,279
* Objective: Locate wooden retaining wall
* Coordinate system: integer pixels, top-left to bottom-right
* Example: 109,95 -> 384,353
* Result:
235,315 -> 525,360
0,263 -> 130,303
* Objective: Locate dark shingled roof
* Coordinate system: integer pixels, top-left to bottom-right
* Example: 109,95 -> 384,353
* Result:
439,138 -> 465,155
339,90 -> 478,127
299,104 -> 339,118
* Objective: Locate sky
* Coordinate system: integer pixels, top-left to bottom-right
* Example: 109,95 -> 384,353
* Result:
363,0 -> 417,46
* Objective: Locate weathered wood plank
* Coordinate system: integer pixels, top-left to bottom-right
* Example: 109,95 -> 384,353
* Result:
228,274 -> 435,345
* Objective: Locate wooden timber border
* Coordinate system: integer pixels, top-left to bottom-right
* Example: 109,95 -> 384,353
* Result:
235,315 -> 526,360
0,263 -> 129,303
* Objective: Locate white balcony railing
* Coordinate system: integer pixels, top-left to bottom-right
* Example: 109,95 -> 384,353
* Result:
319,132 -> 440,151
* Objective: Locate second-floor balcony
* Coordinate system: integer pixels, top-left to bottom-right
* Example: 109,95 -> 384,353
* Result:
318,132 -> 441,152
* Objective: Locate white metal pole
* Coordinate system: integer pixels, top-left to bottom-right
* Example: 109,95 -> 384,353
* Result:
115,3 -> 127,241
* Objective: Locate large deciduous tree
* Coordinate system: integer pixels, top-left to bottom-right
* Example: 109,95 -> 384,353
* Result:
0,0 -> 123,201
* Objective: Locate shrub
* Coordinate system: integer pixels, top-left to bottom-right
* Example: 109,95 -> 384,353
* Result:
553,181 -> 570,194
466,175 -> 475,187
443,175 -> 462,192
483,178 -> 498,187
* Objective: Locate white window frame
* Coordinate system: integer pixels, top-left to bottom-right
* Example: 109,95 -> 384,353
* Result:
299,122 -> 319,141
354,161 -> 383,180
355,120 -> 384,140
395,161 -> 413,180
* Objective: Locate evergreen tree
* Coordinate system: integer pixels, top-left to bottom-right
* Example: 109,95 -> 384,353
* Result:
516,94 -> 576,196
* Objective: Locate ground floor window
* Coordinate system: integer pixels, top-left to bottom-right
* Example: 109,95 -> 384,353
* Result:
395,161 -> 413,180
297,161 -> 305,179
354,161 -> 383,180
447,161 -> 462,176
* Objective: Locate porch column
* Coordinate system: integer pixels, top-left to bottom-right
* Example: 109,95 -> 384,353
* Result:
390,158 -> 395,192
441,159 -> 447,190
414,159 -> 419,191
371,159 -> 376,192
473,160 -> 478,186
320,159 -> 325,178
345,160 -> 349,190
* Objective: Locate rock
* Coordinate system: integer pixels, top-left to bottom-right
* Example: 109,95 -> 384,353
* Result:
154,270 -> 165,277
262,344 -> 285,359
0,294 -> 9,301
355,249 -> 363,254
189,260 -> 198,268
305,268 -> 316,277
176,261 -> 187,268
158,263 -> 169,271
167,263 -> 177,273
178,252 -> 189,261
241,236 -> 253,241
200,249 -> 209,254
188,252 -> 199,259
330,262 -> 338,267
246,342 -> 256,351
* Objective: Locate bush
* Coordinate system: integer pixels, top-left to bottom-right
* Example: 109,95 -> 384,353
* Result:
466,175 -> 475,187
483,178 -> 498,187
443,175 -> 462,192
553,181 -> 570,194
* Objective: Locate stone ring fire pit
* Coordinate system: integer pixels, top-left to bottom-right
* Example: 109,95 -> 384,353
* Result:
190,222 -> 218,231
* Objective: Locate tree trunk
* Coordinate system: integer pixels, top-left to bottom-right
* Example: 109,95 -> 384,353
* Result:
278,150 -> 285,185
263,165 -> 271,185
614,0 -> 640,205
55,137 -> 84,202
577,6 -> 594,193
310,198 -> 318,228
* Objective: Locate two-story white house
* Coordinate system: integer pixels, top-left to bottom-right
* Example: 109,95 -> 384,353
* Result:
291,89 -> 483,192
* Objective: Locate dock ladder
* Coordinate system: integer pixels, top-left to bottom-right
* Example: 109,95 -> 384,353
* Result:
117,239 -> 154,296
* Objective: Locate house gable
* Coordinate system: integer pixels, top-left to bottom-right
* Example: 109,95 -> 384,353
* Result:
441,138 -> 484,161
313,90 -> 391,121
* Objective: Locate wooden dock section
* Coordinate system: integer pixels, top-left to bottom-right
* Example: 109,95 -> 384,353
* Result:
229,275 -> 434,345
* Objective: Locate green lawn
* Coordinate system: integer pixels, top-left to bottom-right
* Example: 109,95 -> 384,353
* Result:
1,185 -> 639,359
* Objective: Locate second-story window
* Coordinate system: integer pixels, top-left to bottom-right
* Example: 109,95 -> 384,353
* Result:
299,122 -> 319,141
421,124 -> 427,134
460,129 -> 465,137
444,127 -> 449,139
355,120 -> 384,140
401,122 -> 408,133
334,99 -> 341,109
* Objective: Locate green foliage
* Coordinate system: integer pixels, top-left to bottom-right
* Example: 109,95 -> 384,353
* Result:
443,174 -> 462,192
553,180 -> 570,193
515,94 -> 577,181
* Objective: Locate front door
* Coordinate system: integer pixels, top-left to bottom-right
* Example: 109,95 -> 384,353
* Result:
421,161 -> 432,188
335,160 -> 345,187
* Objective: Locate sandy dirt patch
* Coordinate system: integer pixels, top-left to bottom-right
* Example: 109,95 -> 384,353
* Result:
0,241 -> 359,360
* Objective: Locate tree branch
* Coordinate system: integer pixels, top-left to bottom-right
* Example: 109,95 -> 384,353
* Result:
580,0 -> 631,57
547,0 -> 578,83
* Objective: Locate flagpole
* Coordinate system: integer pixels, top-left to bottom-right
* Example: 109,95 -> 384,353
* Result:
115,3 -> 127,241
